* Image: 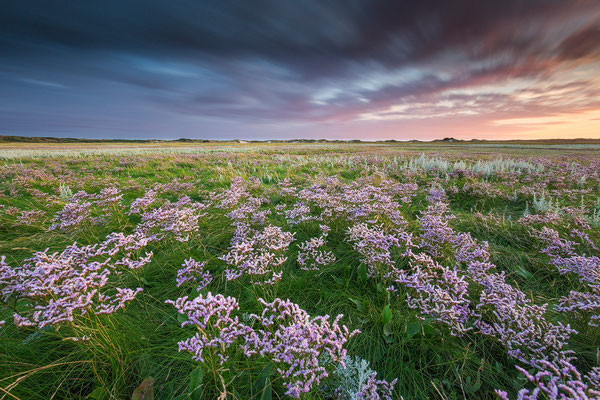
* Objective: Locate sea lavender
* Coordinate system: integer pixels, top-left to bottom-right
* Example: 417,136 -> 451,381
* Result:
128,189 -> 159,215
534,227 -> 600,326
220,225 -> 294,285
243,298 -> 360,398
388,253 -> 473,336
297,234 -> 336,271
166,293 -> 253,364
347,223 -> 410,279
496,360 -> 600,400
136,196 -> 207,242
1,233 -> 152,329
475,272 -> 576,368
176,258 -> 213,291
48,200 -> 91,231
213,177 -> 250,209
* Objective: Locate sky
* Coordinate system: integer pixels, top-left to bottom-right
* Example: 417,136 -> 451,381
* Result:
1,1 -> 600,141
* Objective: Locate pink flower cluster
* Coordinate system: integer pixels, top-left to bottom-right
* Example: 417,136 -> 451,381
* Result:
355,373 -> 398,400
347,222 -> 411,278
244,298 -> 360,398
166,293 -> 252,364
136,196 -> 207,242
49,187 -> 125,231
220,225 -> 294,285
388,253 -> 473,336
0,232 -> 151,329
175,258 -> 212,291
534,227 -> 600,327
167,294 -> 359,398
496,360 -> 600,400
213,177 -> 251,209
128,189 -> 159,215
297,227 -> 335,271
48,200 -> 91,231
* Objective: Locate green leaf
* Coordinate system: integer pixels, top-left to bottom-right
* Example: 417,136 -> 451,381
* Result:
131,377 -> 155,400
383,321 -> 394,344
405,321 -> 421,339
140,277 -> 154,287
332,275 -> 344,285
465,375 -> 481,394
383,322 -> 393,337
349,297 -> 364,312
422,323 -> 440,337
260,377 -> 272,400
514,265 -> 533,280
86,387 -> 109,400
188,367 -> 203,400
177,313 -> 188,324
343,264 -> 351,278
381,304 -> 393,325
255,362 -> 273,394
357,263 -> 368,282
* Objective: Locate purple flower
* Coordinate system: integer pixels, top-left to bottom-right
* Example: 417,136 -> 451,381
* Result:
220,225 -> 294,286
1,232 -> 153,329
243,298 -> 360,398
388,253 -> 473,336
496,360 -> 600,399
297,235 -> 336,271
176,258 -> 213,291
165,292 -> 252,363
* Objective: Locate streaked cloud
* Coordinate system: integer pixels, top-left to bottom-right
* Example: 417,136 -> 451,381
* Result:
0,1 -> 599,139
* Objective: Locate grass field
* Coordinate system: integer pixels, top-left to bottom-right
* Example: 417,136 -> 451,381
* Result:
0,142 -> 599,399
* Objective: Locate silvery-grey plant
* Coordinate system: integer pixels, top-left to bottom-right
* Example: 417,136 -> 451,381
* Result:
328,356 -> 397,400
532,192 -> 556,213
59,182 -> 73,201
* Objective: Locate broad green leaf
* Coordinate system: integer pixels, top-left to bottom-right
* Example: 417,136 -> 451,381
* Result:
255,362 -> 273,393
465,375 -> 481,393
86,387 -> 109,400
383,322 -> 393,337
177,313 -> 188,324
422,323 -> 439,336
514,265 -> 533,280
357,263 -> 368,282
260,376 -> 272,400
381,304 -> 393,325
405,321 -> 421,338
349,297 -> 364,312
188,367 -> 203,400
140,277 -> 153,287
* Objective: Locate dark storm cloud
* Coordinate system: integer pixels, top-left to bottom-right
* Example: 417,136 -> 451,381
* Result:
557,25 -> 600,61
1,0 -> 599,139
2,1 -> 594,72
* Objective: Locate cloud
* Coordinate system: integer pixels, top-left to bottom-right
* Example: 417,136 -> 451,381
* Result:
0,1 -> 599,139
557,25 -> 600,61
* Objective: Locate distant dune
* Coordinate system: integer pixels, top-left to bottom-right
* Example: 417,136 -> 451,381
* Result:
1,134 -> 599,145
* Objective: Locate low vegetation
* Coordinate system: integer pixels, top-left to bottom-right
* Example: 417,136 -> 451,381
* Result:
0,143 -> 599,399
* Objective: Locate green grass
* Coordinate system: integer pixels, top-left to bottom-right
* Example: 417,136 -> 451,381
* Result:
0,143 -> 599,399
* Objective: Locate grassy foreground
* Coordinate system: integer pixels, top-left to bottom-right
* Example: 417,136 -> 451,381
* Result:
0,143 -> 599,399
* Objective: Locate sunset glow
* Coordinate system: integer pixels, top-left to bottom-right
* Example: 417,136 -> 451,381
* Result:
1,1 -> 599,140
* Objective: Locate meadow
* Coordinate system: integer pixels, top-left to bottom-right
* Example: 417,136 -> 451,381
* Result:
0,142 -> 599,399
